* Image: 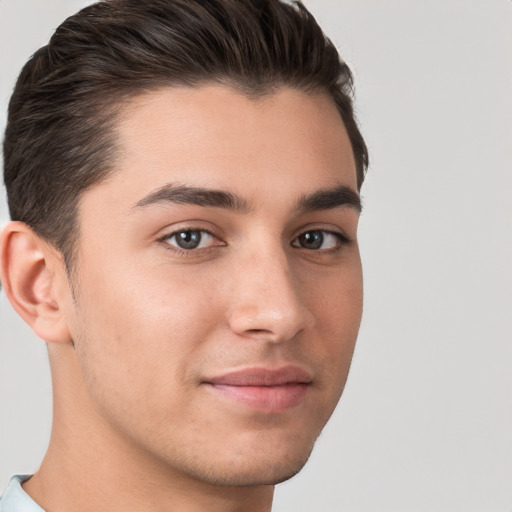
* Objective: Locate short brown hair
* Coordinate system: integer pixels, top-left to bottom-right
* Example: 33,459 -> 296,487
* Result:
3,0 -> 368,270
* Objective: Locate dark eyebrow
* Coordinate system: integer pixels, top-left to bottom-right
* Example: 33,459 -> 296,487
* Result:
295,185 -> 362,214
132,182 -> 360,215
132,183 -> 251,213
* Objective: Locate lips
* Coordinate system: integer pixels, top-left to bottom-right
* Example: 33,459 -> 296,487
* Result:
203,366 -> 312,413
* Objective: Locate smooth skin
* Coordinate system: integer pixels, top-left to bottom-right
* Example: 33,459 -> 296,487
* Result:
0,85 -> 363,512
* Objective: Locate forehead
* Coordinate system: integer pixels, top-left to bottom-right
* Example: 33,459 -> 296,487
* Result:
93,85 -> 357,211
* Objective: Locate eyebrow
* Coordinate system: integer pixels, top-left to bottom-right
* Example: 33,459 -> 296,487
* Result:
132,183 -> 361,214
133,184 -> 251,213
295,185 -> 362,214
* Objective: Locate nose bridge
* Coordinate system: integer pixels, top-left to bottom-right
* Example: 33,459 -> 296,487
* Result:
227,243 -> 313,342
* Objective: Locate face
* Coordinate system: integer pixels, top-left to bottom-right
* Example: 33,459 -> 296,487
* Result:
63,85 -> 363,486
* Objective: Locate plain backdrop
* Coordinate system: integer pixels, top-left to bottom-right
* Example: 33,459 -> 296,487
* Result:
1,1 -> 511,511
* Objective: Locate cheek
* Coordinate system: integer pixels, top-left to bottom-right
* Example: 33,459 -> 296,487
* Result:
309,264 -> 363,387
70,258 -> 223,408
310,258 -> 363,332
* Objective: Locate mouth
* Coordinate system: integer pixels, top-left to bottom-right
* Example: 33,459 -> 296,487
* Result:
203,366 -> 312,413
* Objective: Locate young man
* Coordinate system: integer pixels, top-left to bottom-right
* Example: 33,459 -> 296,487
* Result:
0,0 -> 368,510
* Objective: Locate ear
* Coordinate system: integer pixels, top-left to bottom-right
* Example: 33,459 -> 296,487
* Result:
0,221 -> 72,343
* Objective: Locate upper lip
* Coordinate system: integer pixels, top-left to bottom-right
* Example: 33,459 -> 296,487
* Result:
204,366 -> 313,387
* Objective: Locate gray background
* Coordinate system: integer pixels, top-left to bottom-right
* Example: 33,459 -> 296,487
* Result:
1,1 -> 511,511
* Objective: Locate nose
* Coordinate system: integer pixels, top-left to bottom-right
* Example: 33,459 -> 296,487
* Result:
226,250 -> 314,343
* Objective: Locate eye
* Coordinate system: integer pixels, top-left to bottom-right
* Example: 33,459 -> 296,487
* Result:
291,230 -> 347,251
163,229 -> 218,250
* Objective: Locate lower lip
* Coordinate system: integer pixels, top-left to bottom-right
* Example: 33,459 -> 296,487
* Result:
205,383 -> 309,413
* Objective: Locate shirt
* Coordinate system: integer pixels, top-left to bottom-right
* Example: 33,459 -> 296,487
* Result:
0,475 -> 45,511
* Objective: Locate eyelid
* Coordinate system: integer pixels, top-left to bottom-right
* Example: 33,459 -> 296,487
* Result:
155,220 -> 223,242
157,225 -> 226,255
291,223 -> 353,242
290,227 -> 353,251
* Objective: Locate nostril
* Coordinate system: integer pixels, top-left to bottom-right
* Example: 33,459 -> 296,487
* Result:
227,285 -> 312,342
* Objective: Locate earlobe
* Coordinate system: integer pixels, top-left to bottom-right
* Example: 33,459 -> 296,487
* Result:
0,221 -> 72,343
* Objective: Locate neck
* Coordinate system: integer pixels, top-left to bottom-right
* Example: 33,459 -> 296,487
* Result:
23,343 -> 274,512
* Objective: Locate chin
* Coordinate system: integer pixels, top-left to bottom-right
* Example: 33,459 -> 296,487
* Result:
198,457 -> 312,487
180,435 -> 316,487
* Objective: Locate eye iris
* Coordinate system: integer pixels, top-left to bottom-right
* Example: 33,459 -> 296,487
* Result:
175,230 -> 201,249
299,231 -> 323,249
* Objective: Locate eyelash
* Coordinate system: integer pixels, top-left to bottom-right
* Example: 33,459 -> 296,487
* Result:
157,228 -> 222,257
158,227 -> 352,256
293,230 -> 352,253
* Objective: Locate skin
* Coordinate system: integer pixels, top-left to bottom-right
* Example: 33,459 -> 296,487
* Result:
0,85 -> 363,512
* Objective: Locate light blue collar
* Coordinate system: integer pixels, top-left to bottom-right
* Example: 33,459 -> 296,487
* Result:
0,475 -> 45,511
